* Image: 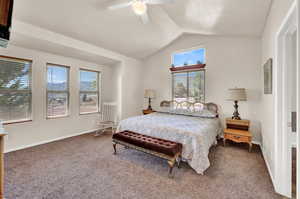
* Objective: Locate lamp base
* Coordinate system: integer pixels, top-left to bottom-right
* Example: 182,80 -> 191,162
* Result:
232,100 -> 242,120
147,98 -> 152,111
232,116 -> 241,120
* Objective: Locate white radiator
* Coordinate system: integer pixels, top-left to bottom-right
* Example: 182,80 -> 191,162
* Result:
102,102 -> 118,123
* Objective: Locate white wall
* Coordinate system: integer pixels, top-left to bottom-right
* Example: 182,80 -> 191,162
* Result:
120,60 -> 144,119
291,31 -> 297,147
113,60 -> 144,121
0,45 -> 119,152
260,0 -> 294,183
143,34 -> 262,142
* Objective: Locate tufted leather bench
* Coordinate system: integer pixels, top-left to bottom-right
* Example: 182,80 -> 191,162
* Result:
112,131 -> 182,177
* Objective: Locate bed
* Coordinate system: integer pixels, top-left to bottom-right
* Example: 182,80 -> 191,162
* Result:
117,101 -> 221,174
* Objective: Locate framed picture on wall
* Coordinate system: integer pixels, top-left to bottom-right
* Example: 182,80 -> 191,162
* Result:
264,58 -> 273,94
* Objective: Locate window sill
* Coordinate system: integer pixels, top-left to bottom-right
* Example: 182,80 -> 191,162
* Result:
79,112 -> 101,116
170,64 -> 206,72
3,119 -> 33,125
46,115 -> 70,120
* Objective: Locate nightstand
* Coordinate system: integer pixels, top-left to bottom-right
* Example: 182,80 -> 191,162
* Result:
223,118 -> 252,152
143,109 -> 156,115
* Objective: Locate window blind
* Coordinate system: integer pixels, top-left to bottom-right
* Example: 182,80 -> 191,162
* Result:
79,69 -> 100,114
46,64 -> 69,118
0,57 -> 32,122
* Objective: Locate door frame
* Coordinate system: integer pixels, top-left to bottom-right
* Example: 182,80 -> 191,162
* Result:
297,1 -> 300,198
274,1 -> 298,197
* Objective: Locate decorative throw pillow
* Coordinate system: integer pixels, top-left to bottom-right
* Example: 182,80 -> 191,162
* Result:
190,109 -> 217,118
157,105 -> 217,118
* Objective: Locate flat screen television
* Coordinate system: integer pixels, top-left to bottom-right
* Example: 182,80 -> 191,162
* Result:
0,0 -> 14,47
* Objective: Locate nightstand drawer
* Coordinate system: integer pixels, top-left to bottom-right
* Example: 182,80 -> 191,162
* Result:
226,124 -> 249,131
224,133 -> 251,143
226,119 -> 250,130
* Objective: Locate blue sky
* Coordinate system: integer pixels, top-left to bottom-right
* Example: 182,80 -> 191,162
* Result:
80,70 -> 97,83
47,67 -> 97,84
47,66 -> 68,84
173,48 -> 205,67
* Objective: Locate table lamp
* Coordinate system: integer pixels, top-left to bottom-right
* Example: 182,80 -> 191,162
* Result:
144,89 -> 156,110
227,88 -> 247,120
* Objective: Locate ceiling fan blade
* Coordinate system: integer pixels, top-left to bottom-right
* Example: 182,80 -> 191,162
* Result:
140,12 -> 150,24
145,0 -> 175,5
108,2 -> 132,10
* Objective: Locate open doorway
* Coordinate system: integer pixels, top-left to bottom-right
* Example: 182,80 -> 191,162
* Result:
274,1 -> 298,198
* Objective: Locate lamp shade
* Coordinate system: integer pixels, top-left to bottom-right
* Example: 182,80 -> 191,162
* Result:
144,89 -> 156,99
227,88 -> 247,101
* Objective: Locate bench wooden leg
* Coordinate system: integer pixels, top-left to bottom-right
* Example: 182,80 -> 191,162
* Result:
113,143 -> 117,154
168,159 -> 175,178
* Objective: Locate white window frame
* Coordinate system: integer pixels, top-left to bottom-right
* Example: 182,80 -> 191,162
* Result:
0,56 -> 32,124
79,68 -> 101,115
171,46 -> 206,102
171,70 -> 205,103
46,63 -> 70,119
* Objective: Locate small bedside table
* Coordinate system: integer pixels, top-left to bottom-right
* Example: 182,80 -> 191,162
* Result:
223,119 -> 252,152
143,109 -> 156,115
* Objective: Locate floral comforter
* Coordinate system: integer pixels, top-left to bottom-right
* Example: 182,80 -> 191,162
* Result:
117,112 -> 221,174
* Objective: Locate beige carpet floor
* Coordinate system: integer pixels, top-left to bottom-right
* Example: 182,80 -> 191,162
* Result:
5,132 -> 283,199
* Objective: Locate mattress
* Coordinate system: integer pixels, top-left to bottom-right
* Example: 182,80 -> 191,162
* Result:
117,112 -> 221,174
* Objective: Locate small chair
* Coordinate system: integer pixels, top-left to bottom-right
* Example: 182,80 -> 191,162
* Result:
95,102 -> 118,136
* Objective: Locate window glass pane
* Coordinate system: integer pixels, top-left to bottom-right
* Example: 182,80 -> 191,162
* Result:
47,65 -> 68,91
47,92 -> 68,117
0,92 -> 31,121
80,70 -> 98,92
172,48 -> 205,67
188,71 -> 205,102
79,69 -> 100,114
47,64 -> 69,118
0,57 -> 32,122
173,73 -> 187,102
80,93 -> 98,113
0,59 -> 31,90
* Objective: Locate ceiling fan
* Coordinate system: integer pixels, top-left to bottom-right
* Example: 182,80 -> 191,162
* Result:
107,0 -> 175,24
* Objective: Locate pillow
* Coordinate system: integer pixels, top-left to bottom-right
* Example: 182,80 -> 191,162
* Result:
189,109 -> 217,118
156,106 -> 217,118
156,107 -> 173,114
169,108 -> 192,115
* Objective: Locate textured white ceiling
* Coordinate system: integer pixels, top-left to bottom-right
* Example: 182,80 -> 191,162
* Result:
162,0 -> 272,36
13,0 -> 272,60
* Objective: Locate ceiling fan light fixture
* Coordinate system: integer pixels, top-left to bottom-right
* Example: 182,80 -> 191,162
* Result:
132,0 -> 147,15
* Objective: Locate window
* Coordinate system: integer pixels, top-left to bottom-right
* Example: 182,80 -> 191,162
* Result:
47,64 -> 69,118
0,56 -> 32,123
172,48 -> 205,103
79,69 -> 100,114
172,71 -> 205,103
172,48 -> 205,67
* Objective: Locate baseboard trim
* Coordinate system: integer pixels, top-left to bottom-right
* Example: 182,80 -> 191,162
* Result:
260,146 -> 276,191
249,141 -> 276,191
5,128 -> 99,153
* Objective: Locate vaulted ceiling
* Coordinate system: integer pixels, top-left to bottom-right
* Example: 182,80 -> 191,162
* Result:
13,0 -> 272,60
